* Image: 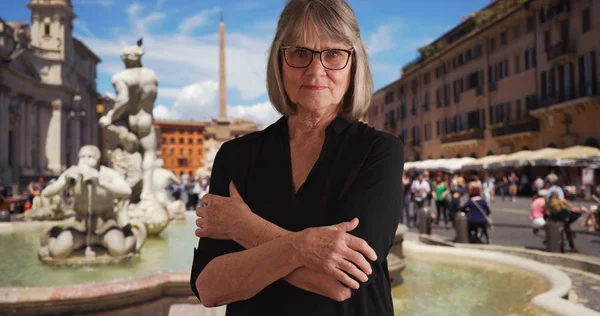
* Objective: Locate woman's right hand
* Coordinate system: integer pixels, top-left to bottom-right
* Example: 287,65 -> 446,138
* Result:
291,218 -> 377,290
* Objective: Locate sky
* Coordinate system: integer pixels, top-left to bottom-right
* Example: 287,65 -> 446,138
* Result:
4,0 -> 491,129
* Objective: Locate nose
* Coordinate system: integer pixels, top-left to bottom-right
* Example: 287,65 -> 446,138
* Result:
305,52 -> 326,75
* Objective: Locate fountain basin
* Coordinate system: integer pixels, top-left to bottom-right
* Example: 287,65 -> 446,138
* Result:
0,215 -> 588,315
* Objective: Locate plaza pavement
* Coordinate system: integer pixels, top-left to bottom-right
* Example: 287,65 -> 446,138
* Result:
406,197 -> 600,257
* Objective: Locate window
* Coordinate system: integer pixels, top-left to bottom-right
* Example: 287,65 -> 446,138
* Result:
188,148 -> 192,155
544,30 -> 551,51
169,137 -> 174,144
559,63 -> 574,101
424,73 -> 430,85
513,24 -> 520,40
541,69 -> 555,99
527,14 -> 535,32
467,71 -> 479,90
582,8 -> 591,33
44,23 -> 50,36
516,99 -> 522,119
579,52 -> 597,96
524,48 -> 536,70
169,149 -> 174,156
473,44 -> 482,59
179,149 -> 184,155
424,92 -> 430,110
197,138 -> 203,144
179,138 -> 184,144
514,55 -> 521,74
161,137 -> 166,144
411,79 -> 418,94
398,85 -> 405,98
465,49 -> 472,62
424,123 -> 431,141
436,88 -> 442,107
411,98 -> 417,115
188,138 -> 193,144
443,84 -> 450,106
500,31 -> 507,46
489,37 -> 496,51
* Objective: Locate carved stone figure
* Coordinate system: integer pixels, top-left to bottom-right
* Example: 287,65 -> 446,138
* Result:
38,146 -> 146,262
24,192 -> 74,221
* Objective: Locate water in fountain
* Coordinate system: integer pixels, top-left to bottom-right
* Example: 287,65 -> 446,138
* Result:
84,182 -> 94,258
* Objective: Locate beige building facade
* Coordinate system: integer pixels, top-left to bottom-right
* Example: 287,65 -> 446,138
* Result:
0,0 -> 102,187
367,0 -> 600,162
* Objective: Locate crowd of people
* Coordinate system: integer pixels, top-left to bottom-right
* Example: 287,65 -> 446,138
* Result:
403,170 -> 493,243
403,169 -> 600,248
168,175 -> 210,211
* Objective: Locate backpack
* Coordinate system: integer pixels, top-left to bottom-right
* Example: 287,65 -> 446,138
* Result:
548,190 -> 565,213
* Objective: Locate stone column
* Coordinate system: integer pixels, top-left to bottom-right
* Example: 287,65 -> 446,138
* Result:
46,99 -> 63,173
23,100 -> 32,168
0,85 -> 10,168
16,95 -> 29,171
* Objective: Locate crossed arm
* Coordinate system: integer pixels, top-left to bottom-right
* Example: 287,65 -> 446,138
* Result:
191,137 -> 404,307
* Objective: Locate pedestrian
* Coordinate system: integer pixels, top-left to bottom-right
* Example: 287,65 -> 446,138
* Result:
546,174 -> 582,253
508,172 -> 519,203
449,172 -> 465,223
463,186 -> 492,244
530,189 -> 547,235
432,172 -> 450,228
401,172 -> 413,227
411,173 -> 431,223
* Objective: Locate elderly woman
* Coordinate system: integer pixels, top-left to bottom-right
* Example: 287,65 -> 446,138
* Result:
190,0 -> 403,315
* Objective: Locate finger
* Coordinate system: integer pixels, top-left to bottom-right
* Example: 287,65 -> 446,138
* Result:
229,181 -> 241,199
195,206 -> 206,217
334,217 -> 359,231
343,247 -> 373,275
346,235 -> 377,261
337,258 -> 369,283
332,268 -> 360,290
201,194 -> 212,206
195,217 -> 205,228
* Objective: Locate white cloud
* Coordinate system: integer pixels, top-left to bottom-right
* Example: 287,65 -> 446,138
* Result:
366,24 -> 397,55
127,3 -> 143,16
170,81 -> 220,120
153,104 -> 182,120
73,20 -> 95,38
179,7 -> 221,34
229,101 -> 281,129
74,0 -> 113,6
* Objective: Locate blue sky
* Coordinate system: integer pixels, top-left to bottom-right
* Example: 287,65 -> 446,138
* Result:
5,0 -> 490,127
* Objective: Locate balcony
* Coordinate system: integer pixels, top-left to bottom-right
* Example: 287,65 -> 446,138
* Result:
547,41 -> 576,64
476,86 -> 484,96
490,119 -> 540,138
538,95 -> 559,108
440,128 -> 484,144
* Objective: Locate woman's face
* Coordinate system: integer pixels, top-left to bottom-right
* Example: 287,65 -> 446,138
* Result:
281,26 -> 352,116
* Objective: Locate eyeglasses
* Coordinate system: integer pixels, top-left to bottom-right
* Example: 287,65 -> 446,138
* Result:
280,46 -> 353,70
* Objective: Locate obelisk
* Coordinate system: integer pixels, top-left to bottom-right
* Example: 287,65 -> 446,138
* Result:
215,11 -> 231,141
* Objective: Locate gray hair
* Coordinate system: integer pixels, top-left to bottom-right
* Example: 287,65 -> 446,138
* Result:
266,0 -> 373,120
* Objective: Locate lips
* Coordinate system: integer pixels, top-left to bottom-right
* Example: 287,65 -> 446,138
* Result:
303,85 -> 327,90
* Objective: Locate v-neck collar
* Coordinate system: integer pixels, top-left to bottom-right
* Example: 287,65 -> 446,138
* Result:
279,113 -> 352,202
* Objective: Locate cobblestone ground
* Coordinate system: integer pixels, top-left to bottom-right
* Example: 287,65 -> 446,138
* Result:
560,267 -> 600,312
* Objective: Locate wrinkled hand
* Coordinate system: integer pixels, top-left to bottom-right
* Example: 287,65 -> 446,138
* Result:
293,218 -> 377,290
195,181 -> 251,240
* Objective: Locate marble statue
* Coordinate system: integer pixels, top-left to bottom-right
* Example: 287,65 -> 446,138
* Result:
23,192 -> 74,221
38,146 -> 146,262
98,38 -> 160,175
97,39 -> 184,234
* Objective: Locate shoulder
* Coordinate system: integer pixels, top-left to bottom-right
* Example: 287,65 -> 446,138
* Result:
348,121 -> 404,160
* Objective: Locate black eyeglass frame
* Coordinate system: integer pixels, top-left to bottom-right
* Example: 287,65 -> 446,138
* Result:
280,46 -> 354,70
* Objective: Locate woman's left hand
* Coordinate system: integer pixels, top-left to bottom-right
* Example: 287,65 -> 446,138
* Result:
195,181 -> 252,240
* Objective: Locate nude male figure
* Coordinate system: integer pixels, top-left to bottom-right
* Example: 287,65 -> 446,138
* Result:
98,39 -> 159,172
40,146 -> 135,258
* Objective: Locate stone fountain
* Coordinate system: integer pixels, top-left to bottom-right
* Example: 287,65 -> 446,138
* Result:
37,39 -> 184,265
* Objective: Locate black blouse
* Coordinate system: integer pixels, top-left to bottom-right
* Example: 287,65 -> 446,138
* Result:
190,115 -> 404,316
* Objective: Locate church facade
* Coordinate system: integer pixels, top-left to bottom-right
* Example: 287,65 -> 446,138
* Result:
0,0 -> 102,189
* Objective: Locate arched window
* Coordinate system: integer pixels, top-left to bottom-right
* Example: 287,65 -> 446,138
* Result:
584,137 -> 600,149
